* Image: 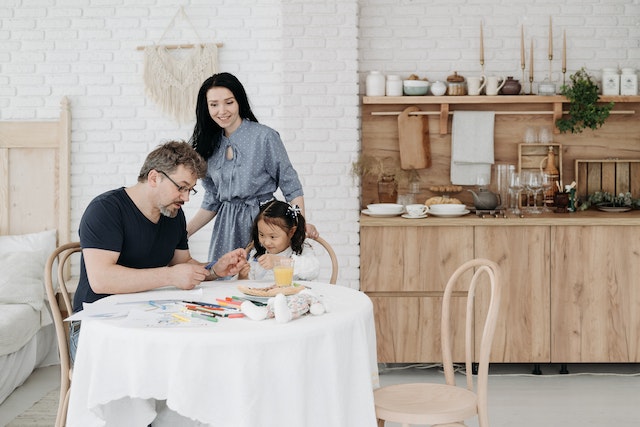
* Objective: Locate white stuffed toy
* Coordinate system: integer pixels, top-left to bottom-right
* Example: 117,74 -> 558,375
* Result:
241,289 -> 326,323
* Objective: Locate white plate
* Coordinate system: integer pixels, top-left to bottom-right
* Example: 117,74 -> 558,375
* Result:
362,209 -> 402,217
366,203 -> 404,215
428,209 -> 470,218
597,206 -> 632,213
239,294 -> 270,304
401,213 -> 427,219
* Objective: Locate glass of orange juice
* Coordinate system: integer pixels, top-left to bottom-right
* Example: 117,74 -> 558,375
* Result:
273,257 -> 294,287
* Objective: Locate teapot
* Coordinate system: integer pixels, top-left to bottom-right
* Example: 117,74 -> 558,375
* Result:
468,188 -> 501,210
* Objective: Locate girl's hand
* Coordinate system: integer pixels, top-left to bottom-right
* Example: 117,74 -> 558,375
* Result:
305,223 -> 319,239
257,254 -> 277,270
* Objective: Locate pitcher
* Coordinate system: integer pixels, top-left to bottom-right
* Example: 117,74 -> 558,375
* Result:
485,76 -> 506,96
467,75 -> 486,96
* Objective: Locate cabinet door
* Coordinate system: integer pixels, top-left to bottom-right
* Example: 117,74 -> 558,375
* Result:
475,226 -> 551,363
551,226 -> 640,362
361,226 -> 473,292
361,226 -> 473,363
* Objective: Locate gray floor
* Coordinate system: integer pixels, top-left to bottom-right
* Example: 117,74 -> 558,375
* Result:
2,363 -> 639,426
378,363 -> 640,427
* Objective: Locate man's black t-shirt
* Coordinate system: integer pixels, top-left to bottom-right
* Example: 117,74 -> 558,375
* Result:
73,188 -> 188,312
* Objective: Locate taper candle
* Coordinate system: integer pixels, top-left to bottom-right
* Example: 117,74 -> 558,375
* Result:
530,38 -> 534,80
520,25 -> 525,68
480,21 -> 484,64
548,17 -> 553,60
562,30 -> 566,70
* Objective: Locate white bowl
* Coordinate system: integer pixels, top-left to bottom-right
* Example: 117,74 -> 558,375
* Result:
403,80 -> 430,96
367,203 -> 404,214
428,203 -> 467,213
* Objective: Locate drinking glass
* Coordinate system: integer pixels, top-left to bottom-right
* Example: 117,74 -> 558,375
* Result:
540,173 -> 554,212
274,257 -> 294,287
523,126 -> 538,144
525,171 -> 543,214
538,126 -> 553,144
508,171 -> 523,215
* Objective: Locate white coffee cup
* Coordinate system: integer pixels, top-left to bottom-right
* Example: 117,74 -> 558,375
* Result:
467,75 -> 486,96
485,76 -> 506,96
406,204 -> 428,217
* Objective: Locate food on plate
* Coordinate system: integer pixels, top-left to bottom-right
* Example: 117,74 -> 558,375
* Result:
424,196 -> 463,206
237,284 -> 304,297
429,185 -> 463,193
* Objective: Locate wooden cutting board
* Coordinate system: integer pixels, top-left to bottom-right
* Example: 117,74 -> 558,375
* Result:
397,106 -> 431,170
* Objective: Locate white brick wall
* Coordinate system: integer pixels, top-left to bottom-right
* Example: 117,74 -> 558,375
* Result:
1,0 -> 639,289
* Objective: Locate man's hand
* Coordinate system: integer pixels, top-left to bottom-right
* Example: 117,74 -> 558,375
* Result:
168,264 -> 210,290
211,248 -> 248,278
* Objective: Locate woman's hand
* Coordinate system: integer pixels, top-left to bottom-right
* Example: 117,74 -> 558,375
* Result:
305,222 -> 319,239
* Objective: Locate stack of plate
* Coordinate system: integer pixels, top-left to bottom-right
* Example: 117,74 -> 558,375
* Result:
428,204 -> 469,217
362,203 -> 404,217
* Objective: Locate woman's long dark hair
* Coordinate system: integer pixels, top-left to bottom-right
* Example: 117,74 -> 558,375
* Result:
190,72 -> 258,159
251,200 -> 306,256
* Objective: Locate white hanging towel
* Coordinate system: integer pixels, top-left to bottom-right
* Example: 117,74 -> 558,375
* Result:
450,111 -> 495,185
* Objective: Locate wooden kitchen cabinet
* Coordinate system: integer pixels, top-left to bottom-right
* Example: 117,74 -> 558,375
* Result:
361,226 -> 473,362
360,96 -> 640,364
475,226 -> 551,363
551,226 -> 640,362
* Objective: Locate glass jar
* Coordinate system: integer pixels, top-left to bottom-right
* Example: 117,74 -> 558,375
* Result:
366,71 -> 386,97
446,71 -> 466,96
377,174 -> 398,203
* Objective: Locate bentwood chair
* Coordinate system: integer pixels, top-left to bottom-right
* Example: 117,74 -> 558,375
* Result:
44,242 -> 82,427
374,258 -> 502,427
245,236 -> 338,284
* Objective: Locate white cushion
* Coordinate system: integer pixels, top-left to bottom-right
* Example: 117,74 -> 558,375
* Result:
0,229 -> 57,292
0,251 -> 46,309
0,229 -> 57,255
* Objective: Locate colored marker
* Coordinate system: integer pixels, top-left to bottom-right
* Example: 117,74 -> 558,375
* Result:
171,313 -> 190,323
190,312 -> 218,323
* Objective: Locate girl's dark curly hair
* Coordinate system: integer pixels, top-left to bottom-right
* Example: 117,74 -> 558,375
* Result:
250,200 -> 306,256
189,72 -> 258,159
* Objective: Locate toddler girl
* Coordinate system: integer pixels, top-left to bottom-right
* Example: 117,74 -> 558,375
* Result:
238,200 -> 320,281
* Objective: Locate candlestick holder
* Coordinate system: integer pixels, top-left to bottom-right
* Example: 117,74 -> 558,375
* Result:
521,67 -> 526,94
562,67 -> 566,86
529,76 -> 534,95
480,61 -> 485,77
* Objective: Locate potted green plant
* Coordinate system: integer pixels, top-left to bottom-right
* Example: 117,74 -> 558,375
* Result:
556,68 -> 614,134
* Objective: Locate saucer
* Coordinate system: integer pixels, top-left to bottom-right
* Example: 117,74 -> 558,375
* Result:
401,213 -> 427,219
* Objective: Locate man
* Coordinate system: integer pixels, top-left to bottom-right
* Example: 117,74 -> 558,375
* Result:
71,140 -> 247,358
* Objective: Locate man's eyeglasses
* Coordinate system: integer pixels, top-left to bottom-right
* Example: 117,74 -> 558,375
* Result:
158,170 -> 197,196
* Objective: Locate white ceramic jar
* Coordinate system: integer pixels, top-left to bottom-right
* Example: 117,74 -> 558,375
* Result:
385,75 -> 403,96
620,68 -> 638,96
602,68 -> 620,95
365,71 -> 386,97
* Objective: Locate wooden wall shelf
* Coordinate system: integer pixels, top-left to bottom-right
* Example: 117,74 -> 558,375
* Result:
364,95 -> 640,135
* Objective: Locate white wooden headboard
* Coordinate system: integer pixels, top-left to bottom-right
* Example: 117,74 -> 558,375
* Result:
0,97 -> 71,245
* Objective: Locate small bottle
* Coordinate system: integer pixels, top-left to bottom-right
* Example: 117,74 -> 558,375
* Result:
365,71 -> 386,97
385,75 -> 403,96
601,68 -> 620,95
620,68 -> 638,96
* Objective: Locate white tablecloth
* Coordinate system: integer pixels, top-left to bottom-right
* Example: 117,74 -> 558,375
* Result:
66,282 -> 379,427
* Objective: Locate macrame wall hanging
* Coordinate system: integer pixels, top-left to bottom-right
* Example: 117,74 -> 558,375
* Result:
137,7 -> 222,124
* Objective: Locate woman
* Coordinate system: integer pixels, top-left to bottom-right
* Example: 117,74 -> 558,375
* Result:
187,72 -> 318,264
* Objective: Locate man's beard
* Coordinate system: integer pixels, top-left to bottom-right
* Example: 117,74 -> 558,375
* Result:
160,204 -> 180,218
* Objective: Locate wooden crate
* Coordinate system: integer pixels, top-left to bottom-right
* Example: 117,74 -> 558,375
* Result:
575,159 -> 640,200
518,143 -> 563,181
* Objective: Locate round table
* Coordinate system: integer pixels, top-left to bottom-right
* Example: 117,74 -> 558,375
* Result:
66,281 -> 379,427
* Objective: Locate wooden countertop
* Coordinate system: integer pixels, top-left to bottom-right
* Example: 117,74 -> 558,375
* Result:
360,210 -> 640,226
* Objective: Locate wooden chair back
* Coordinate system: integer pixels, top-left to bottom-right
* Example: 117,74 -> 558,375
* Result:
43,241 -> 81,427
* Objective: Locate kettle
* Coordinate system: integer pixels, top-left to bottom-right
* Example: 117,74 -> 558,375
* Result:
468,188 -> 501,210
